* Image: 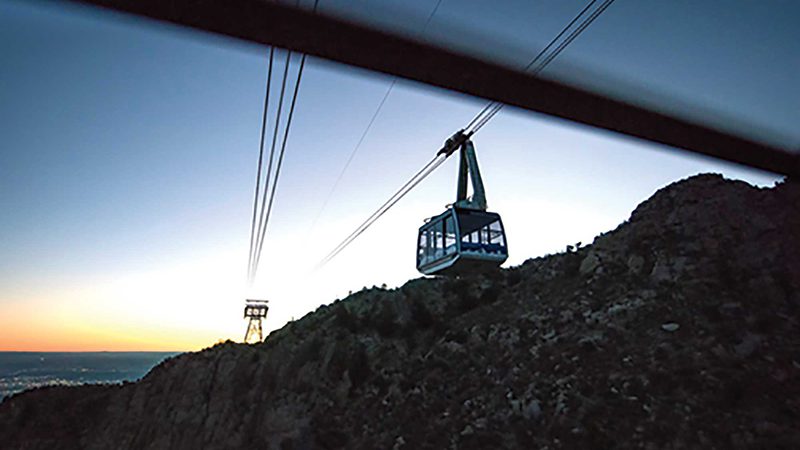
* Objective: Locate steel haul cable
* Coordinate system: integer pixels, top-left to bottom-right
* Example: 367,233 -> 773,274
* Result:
318,154 -> 447,267
464,0 -> 600,132
467,0 -> 615,134
252,52 -> 308,277
250,49 -> 293,283
248,0 -> 320,284
246,47 -> 275,285
310,0 -> 445,232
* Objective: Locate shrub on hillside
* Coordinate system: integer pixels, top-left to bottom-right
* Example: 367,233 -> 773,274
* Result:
479,283 -> 501,304
408,294 -> 435,329
333,304 -> 359,333
349,343 -> 370,391
374,303 -> 398,338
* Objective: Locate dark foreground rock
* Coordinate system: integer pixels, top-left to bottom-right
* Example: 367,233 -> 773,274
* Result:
2,174 -> 799,449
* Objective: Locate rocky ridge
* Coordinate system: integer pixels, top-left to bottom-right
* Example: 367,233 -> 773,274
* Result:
1,174 -> 799,449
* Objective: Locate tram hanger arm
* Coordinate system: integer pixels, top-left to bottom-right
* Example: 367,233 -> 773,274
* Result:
455,140 -> 487,211
436,131 -> 487,211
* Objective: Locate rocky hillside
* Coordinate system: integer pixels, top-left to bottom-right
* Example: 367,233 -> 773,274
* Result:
2,174 -> 799,449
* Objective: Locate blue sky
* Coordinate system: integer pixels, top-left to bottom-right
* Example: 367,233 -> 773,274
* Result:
0,0 -> 793,350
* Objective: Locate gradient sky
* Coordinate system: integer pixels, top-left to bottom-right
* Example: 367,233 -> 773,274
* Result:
1,0 -> 794,351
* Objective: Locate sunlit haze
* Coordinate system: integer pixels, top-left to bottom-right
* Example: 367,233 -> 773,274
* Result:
1,0 -> 792,351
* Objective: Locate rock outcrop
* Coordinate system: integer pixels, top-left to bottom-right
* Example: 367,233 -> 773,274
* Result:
2,174 -> 799,449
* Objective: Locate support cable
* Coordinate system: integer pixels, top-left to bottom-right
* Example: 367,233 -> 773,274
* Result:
464,0 -> 599,132
247,0 -> 319,284
311,78 -> 397,231
246,47 -> 274,284
533,0 -> 615,73
250,49 -> 293,282
252,52 -> 308,277
466,0 -> 614,135
318,154 -> 446,268
471,0 -> 615,132
310,0 -> 444,231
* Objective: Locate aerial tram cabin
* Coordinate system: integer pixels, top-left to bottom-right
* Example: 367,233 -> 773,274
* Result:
417,132 -> 508,276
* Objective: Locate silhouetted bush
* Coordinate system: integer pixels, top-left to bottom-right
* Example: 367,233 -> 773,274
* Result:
442,278 -> 485,314
291,335 -> 322,371
563,252 -> 583,276
349,344 -> 370,391
374,304 -> 398,338
312,415 -> 349,449
479,284 -> 501,304
280,438 -> 295,450
408,295 -> 435,329
232,360 -> 256,398
506,269 -> 522,286
327,343 -> 349,379
457,291 -> 480,313
444,278 -> 470,298
445,328 -> 469,344
484,267 -> 503,283
333,305 -> 359,333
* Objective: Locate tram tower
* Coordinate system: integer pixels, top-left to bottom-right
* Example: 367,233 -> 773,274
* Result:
243,299 -> 269,343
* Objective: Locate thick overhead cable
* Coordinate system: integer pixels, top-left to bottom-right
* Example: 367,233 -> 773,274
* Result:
309,78 -> 397,233
464,0 -> 600,132
534,0 -> 615,73
249,49 -> 293,283
246,47 -> 275,284
252,52 -> 308,278
475,0 -> 617,130
318,154 -> 447,268
248,0 -> 319,284
467,0 -> 615,135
